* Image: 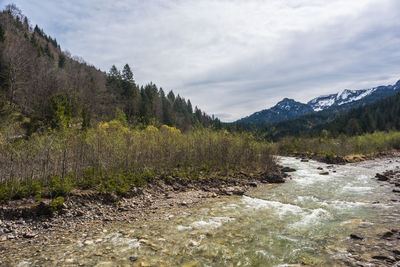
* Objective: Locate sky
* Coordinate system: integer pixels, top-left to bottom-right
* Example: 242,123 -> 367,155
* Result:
2,0 -> 400,121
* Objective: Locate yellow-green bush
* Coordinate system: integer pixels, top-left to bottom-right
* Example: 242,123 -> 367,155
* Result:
277,131 -> 400,157
0,122 -> 275,201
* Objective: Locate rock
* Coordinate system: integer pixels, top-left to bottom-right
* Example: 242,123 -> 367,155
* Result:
392,249 -> 400,255
317,167 -> 323,170
165,193 -> 173,199
23,231 -> 37,238
319,172 -> 329,175
188,240 -> 200,247
181,201 -> 188,206
392,189 -> 400,193
139,261 -> 150,267
223,187 -> 245,196
248,182 -> 257,187
84,240 -> 94,245
75,210 -> 84,217
182,262 -> 198,267
382,231 -> 394,239
350,234 -> 363,240
0,235 -> 7,242
371,255 -> 396,263
129,256 -> 138,262
281,167 -> 296,172
94,262 -> 115,267
300,159 -> 309,162
261,173 -> 285,183
376,173 -> 389,181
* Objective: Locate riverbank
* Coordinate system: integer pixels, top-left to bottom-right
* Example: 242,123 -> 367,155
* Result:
285,150 -> 400,164
1,156 -> 400,266
0,168 -> 288,246
340,160 -> 400,266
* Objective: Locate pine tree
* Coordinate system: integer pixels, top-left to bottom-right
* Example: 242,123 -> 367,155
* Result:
44,43 -> 53,59
106,65 -> 122,95
122,64 -> 134,83
187,100 -> 193,114
58,54 -> 66,68
121,64 -> 135,97
167,91 -> 175,102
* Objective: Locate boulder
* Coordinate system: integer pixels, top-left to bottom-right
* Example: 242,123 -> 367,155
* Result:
376,173 -> 389,181
261,173 -> 285,183
222,187 -> 245,196
281,167 -> 296,172
350,234 -> 363,240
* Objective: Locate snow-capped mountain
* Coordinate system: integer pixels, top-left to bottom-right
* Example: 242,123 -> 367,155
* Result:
237,80 -> 400,124
236,98 -> 314,124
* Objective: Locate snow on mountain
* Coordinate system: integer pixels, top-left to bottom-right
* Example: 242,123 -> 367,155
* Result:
308,86 -> 378,111
236,79 -> 400,124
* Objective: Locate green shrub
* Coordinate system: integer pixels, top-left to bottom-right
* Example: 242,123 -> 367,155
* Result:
49,196 -> 64,212
48,175 -> 73,197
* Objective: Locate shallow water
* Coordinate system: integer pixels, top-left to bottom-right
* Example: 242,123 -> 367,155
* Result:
10,157 -> 400,266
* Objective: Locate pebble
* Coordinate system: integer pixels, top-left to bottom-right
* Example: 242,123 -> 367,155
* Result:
7,234 -> 15,240
129,256 -> 138,262
23,232 -> 37,238
350,234 -> 364,240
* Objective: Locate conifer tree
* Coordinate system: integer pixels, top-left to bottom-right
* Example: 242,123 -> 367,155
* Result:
58,54 -> 66,68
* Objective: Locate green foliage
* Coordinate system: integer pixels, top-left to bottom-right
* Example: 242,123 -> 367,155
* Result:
58,53 -> 66,68
0,122 -> 275,201
48,175 -> 73,197
49,196 -> 64,212
44,43 -> 53,59
44,94 -> 72,129
0,8 -> 220,136
114,107 -> 128,126
81,108 -> 90,130
277,131 -> 400,157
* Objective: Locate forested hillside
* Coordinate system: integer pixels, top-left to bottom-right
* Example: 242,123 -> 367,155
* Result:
0,5 -> 279,204
321,92 -> 400,137
231,90 -> 400,141
0,5 -> 220,138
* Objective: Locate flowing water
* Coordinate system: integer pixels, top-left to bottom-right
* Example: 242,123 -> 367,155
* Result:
10,157 -> 400,266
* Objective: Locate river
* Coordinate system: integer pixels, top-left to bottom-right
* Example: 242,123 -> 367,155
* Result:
9,157 -> 400,266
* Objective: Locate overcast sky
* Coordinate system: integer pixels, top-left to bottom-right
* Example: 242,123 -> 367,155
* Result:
3,0 -> 400,121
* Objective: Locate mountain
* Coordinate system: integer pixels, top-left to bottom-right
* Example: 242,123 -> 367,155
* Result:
237,80 -> 400,124
321,91 -> 400,136
308,81 -> 400,111
237,98 -> 314,124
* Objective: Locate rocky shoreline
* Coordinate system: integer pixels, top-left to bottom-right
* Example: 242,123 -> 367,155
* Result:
0,168 -> 289,250
287,151 -> 400,165
341,163 -> 400,266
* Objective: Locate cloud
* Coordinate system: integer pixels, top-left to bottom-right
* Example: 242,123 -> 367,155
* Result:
4,0 -> 400,121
